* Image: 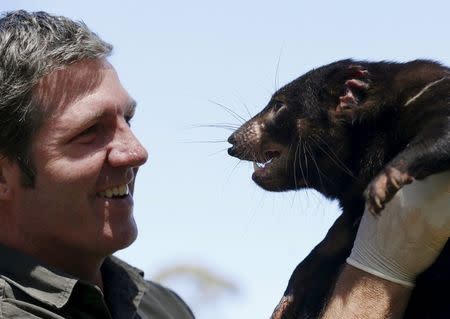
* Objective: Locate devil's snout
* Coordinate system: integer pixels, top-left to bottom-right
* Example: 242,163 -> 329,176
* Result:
227,133 -> 236,145
227,133 -> 238,156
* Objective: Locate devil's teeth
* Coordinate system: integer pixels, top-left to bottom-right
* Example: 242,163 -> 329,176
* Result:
253,158 -> 274,170
98,185 -> 129,198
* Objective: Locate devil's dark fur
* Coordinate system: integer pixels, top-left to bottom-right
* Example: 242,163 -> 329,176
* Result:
228,59 -> 450,318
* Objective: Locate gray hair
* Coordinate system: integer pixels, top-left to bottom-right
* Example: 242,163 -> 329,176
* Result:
0,10 -> 113,187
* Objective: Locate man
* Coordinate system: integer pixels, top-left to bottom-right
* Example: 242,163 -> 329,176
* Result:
0,10 -> 194,318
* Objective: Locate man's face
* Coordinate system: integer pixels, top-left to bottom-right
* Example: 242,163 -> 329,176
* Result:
11,59 -> 148,258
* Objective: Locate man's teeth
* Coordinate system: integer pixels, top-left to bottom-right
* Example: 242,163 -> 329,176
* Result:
98,185 -> 129,198
253,158 -> 273,170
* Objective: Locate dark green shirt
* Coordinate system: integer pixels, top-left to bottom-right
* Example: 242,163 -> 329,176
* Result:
0,245 -> 195,319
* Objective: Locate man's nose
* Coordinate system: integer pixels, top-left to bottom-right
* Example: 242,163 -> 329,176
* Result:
108,121 -> 148,168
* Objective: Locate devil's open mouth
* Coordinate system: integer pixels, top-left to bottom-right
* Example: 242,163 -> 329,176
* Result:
227,140 -> 290,190
251,148 -> 294,191
228,142 -> 296,191
253,150 -> 281,172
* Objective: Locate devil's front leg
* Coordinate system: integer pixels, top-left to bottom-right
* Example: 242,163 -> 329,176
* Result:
270,211 -> 360,319
366,116 -> 450,215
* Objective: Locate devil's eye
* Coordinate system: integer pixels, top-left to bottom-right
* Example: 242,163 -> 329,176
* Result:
273,101 -> 286,113
125,115 -> 133,127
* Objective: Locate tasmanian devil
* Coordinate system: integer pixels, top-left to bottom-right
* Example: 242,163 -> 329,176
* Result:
227,59 -> 450,319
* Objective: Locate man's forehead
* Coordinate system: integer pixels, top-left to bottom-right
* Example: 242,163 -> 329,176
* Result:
34,59 -> 115,114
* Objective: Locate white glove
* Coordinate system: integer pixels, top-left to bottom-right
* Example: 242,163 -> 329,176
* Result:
347,171 -> 450,287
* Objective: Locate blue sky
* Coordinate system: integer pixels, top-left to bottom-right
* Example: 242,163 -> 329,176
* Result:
3,1 -> 450,318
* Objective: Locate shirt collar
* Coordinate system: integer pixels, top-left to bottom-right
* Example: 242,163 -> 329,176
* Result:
0,244 -> 78,309
101,256 -> 149,317
0,244 -> 148,314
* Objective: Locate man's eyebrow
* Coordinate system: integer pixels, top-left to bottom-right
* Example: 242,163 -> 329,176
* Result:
68,99 -> 137,128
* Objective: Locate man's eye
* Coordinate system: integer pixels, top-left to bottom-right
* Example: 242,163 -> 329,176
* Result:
76,125 -> 98,144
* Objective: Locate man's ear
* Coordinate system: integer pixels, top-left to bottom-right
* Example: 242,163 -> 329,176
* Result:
0,156 -> 17,201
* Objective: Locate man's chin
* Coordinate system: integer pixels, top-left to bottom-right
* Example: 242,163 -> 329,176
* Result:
102,219 -> 138,254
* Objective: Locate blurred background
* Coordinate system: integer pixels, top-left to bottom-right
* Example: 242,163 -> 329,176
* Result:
2,1 -> 450,318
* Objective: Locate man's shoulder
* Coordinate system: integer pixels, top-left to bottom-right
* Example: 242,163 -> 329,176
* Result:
139,279 -> 195,319
107,256 -> 195,319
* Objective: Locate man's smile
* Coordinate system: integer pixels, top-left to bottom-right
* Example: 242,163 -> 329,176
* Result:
97,184 -> 129,199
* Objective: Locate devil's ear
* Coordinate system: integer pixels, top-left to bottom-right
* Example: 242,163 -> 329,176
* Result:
336,65 -> 370,113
